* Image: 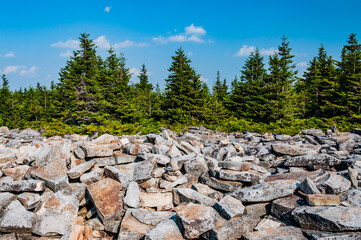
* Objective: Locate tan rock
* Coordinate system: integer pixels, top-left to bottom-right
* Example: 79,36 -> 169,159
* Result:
139,192 -> 173,208
306,194 -> 340,206
2,166 -> 29,181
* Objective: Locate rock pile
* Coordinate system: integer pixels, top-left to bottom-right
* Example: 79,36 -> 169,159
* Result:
0,125 -> 361,239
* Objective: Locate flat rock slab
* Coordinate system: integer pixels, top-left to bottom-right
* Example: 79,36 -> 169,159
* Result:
124,181 -> 140,208
317,173 -> 351,194
118,209 -> 153,240
201,176 -> 243,192
271,195 -> 303,222
139,192 -> 173,208
0,201 -> 35,233
292,206 -> 361,232
114,151 -> 136,164
272,144 -> 316,156
81,145 -> 113,158
173,188 -> 216,206
243,226 -> 307,240
32,210 -> 74,236
144,219 -> 184,240
0,180 -> 45,192
284,154 -> 341,169
2,166 -> 29,181
347,189 -> 361,207
67,161 -> 94,179
87,178 -> 123,223
131,209 -> 175,226
176,203 -> 217,239
214,195 -> 245,220
306,194 -> 340,206
229,179 -> 299,203
18,192 -> 41,210
219,169 -> 263,184
61,224 -> 93,240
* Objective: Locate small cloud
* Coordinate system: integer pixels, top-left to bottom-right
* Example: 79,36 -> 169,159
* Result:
152,35 -> 168,44
94,35 -> 111,49
104,6 -> 111,12
129,68 -> 141,76
185,24 -> 206,36
153,23 -> 209,44
51,39 -> 80,49
4,52 -> 15,58
260,47 -> 278,55
113,40 -> 148,49
2,65 -> 22,75
200,76 -> 209,83
59,50 -> 73,58
188,51 -> 193,56
235,45 -> 255,57
297,61 -> 308,67
20,66 -> 37,77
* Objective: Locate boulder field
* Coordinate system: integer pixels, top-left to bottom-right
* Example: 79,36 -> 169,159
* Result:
0,126 -> 361,239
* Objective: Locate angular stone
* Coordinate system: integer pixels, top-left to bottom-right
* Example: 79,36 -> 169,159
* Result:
317,173 -> 351,194
0,179 -> 45,192
245,203 -> 270,218
271,195 -> 303,222
80,166 -> 103,185
93,156 -> 116,166
254,218 -> 282,231
173,188 -> 216,206
87,178 -> 123,222
86,218 -> 104,230
67,160 -> 94,179
118,209 -> 153,240
140,153 -> 170,165
219,169 -> 263,184
229,179 -> 299,203
61,224 -> 92,240
243,226 -> 306,240
284,154 -> 342,169
191,183 -> 224,200
214,195 -> 245,220
176,203 -> 217,239
133,160 -> 155,183
104,166 -> 129,189
292,206 -> 361,231
2,165 -> 29,181
218,161 -> 250,171
0,233 -> 16,240
93,134 -> 117,145
73,147 -> 85,159
272,144 -> 315,156
159,175 -> 188,190
114,151 -> 136,164
303,230 -> 361,240
32,210 -> 74,236
104,220 -> 121,233
299,177 -> 320,194
201,176 -> 243,192
265,170 -> 323,182
18,192 -> 41,210
347,189 -> 361,207
184,156 -> 208,177
139,192 -> 173,208
144,219 -> 184,240
31,158 -> 69,192
81,144 -> 113,158
0,201 -> 35,233
204,216 -> 259,240
131,209 -> 175,226
124,181 -> 140,208
167,144 -> 182,158
306,194 -> 340,206
348,167 -> 358,189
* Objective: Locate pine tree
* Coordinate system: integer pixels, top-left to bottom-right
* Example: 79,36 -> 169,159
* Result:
211,71 -> 228,120
136,64 -> 153,116
0,74 -> 12,126
163,48 -> 206,124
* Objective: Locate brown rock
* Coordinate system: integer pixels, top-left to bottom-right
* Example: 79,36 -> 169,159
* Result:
2,166 -> 29,181
306,194 -> 340,206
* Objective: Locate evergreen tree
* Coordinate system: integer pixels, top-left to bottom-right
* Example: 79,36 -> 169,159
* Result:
211,71 -> 228,120
136,64 -> 153,116
0,74 -> 11,126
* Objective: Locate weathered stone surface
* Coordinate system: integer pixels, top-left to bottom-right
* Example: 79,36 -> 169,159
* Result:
0,233 -> 16,240
219,169 -> 263,184
284,154 -> 342,168
139,192 -> 173,208
114,151 -> 136,164
176,203 -> 217,239
0,200 -> 35,233
133,160 -> 155,183
192,183 -> 224,200
124,181 -> 140,208
104,166 -> 129,189
0,179 -> 45,192
303,230 -> 361,240
272,144 -> 316,156
81,144 -> 113,158
214,195 -> 245,220
201,175 -> 243,192
229,179 -> 299,203
31,158 -> 69,192
131,208 -> 175,225
61,224 -> 92,240
2,165 -> 29,180
299,177 -> 320,194
173,188 -> 216,206
306,194 -> 340,206
271,195 -> 303,222
159,175 -> 188,189
292,206 -> 361,231
86,218 -> 104,230
87,178 -> 123,222
348,167 -> 358,189
243,226 -> 307,240
18,192 -> 41,210
347,189 -> 361,207
67,160 -> 94,179
80,166 -> 103,185
245,203 -> 270,218
264,170 -> 323,182
118,209 -> 153,240
184,156 -> 208,177
93,134 -> 117,145
218,161 -> 250,171
144,219 -> 185,240
317,173 -> 351,194
204,216 -> 258,240
254,218 -> 282,231
0,193 -> 16,215
32,210 -> 74,236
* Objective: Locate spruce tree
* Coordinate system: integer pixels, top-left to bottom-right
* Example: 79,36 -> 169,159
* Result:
0,74 -> 11,126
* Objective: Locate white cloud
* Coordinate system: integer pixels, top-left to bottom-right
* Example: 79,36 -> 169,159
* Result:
2,65 -> 22,74
188,51 -> 193,56
59,50 -> 73,58
94,35 -> 111,49
235,45 -> 256,57
153,24 -> 209,44
185,24 -> 206,36
104,6 -> 111,12
200,76 -> 209,83
129,68 -> 141,76
297,61 -> 308,67
113,40 -> 148,49
51,39 -> 80,49
4,52 -> 15,58
260,47 -> 278,55
20,66 -> 37,77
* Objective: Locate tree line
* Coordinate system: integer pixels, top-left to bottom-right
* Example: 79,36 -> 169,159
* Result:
1,33 -> 361,135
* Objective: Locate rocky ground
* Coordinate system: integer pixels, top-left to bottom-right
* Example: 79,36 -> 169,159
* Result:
0,126 -> 361,239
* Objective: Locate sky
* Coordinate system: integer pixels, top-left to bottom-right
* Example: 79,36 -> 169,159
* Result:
1,0 -> 361,90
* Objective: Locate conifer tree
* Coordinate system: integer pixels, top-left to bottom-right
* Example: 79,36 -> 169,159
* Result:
136,64 -> 153,116
0,74 -> 11,126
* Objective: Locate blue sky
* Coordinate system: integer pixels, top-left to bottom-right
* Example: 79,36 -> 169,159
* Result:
0,0 -> 360,90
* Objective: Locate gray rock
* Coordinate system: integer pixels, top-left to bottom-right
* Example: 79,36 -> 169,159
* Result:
139,192 -> 173,208
303,230 -> 361,240
114,151 -> 136,164
299,177 -> 321,194
0,201 -> 35,233
86,218 -> 104,231
73,147 -> 85,159
0,193 -> 16,216
271,195 -> 303,222
0,233 -> 16,240
245,203 -> 270,218
317,173 -> 351,194
219,169 -> 263,184
218,161 -> 250,171
184,155 -> 208,177
284,154 -> 342,169
81,144 -> 113,157
145,219 -> 184,240
201,175 -> 243,192
32,210 -> 73,236
133,160 -> 155,183
104,220 -> 121,233
176,203 -> 217,239
131,208 -> 175,225
104,166 -> 129,189
243,226 -> 306,240
67,160 -> 94,179
214,195 -> 245,220
229,180 -> 299,203
272,144 -> 316,156
124,181 -> 140,208
80,166 -> 103,184
347,188 -> 361,207
292,206 -> 361,231
348,167 -> 358,189
173,188 -> 217,206
93,156 -> 116,166
18,192 -> 41,210
159,175 -> 188,189
0,179 -> 45,192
